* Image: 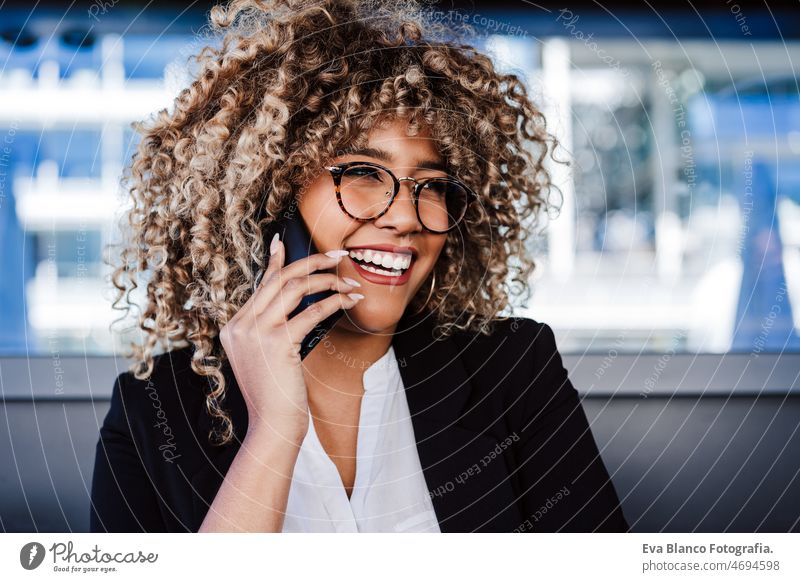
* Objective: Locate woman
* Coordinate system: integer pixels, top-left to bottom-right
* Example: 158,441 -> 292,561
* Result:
90,0 -> 629,533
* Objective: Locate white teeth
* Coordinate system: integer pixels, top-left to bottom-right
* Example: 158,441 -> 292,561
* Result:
361,264 -> 403,276
348,249 -> 412,271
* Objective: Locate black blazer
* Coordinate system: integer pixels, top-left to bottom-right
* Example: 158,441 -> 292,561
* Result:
89,310 -> 629,533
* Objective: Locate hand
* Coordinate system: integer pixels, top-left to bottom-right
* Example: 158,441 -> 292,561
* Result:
218,233 -> 364,441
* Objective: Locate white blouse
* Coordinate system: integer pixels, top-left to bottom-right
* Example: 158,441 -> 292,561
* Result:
281,345 -> 441,533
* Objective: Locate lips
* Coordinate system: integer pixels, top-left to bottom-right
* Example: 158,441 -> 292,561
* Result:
348,254 -> 415,286
344,244 -> 418,286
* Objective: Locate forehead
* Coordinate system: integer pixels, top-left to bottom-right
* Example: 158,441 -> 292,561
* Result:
363,117 -> 442,161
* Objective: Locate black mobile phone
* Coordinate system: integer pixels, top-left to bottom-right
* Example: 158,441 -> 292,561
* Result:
262,210 -> 345,360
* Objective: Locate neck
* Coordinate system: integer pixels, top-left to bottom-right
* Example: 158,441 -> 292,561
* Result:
301,320 -> 398,396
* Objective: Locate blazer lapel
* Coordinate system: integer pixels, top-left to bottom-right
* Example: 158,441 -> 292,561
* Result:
391,311 -> 523,532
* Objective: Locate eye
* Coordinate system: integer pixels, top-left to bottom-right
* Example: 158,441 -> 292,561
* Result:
345,166 -> 383,180
424,180 -> 450,197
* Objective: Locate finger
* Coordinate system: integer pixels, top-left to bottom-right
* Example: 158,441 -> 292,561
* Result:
251,232 -> 282,297
254,249 -> 348,313
263,273 -> 361,325
250,229 -> 287,311
256,231 -> 285,288
283,291 -> 364,346
232,232 -> 281,329
227,229 -> 281,326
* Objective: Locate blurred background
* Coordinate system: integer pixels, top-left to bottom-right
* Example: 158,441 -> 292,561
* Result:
1,0 -> 799,533
2,1 -> 800,355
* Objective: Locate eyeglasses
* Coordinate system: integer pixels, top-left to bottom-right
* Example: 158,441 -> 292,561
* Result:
324,161 -> 476,234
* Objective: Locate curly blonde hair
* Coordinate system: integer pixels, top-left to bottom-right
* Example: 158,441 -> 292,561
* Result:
108,0 -> 560,446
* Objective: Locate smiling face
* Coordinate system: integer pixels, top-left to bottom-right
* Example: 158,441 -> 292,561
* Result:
297,117 -> 449,335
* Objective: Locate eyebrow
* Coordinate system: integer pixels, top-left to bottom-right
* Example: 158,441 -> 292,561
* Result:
340,146 -> 450,173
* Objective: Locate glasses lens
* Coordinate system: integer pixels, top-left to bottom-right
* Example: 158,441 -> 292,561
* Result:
339,164 -> 394,219
417,179 -> 470,232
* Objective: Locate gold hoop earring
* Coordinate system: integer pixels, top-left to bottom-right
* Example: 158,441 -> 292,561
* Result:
411,270 -> 436,315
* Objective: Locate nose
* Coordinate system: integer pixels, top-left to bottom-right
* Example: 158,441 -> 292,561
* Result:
373,177 -> 422,233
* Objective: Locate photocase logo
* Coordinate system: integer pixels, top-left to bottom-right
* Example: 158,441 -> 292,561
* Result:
20,542 -> 46,570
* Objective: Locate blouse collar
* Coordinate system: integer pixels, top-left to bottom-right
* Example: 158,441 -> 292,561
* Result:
362,345 -> 398,394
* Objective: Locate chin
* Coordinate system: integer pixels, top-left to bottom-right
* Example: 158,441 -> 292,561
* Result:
339,302 -> 405,334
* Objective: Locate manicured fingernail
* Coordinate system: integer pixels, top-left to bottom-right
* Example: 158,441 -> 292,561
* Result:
269,232 -> 280,256
347,293 -> 365,300
325,249 -> 349,258
342,277 -> 361,287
